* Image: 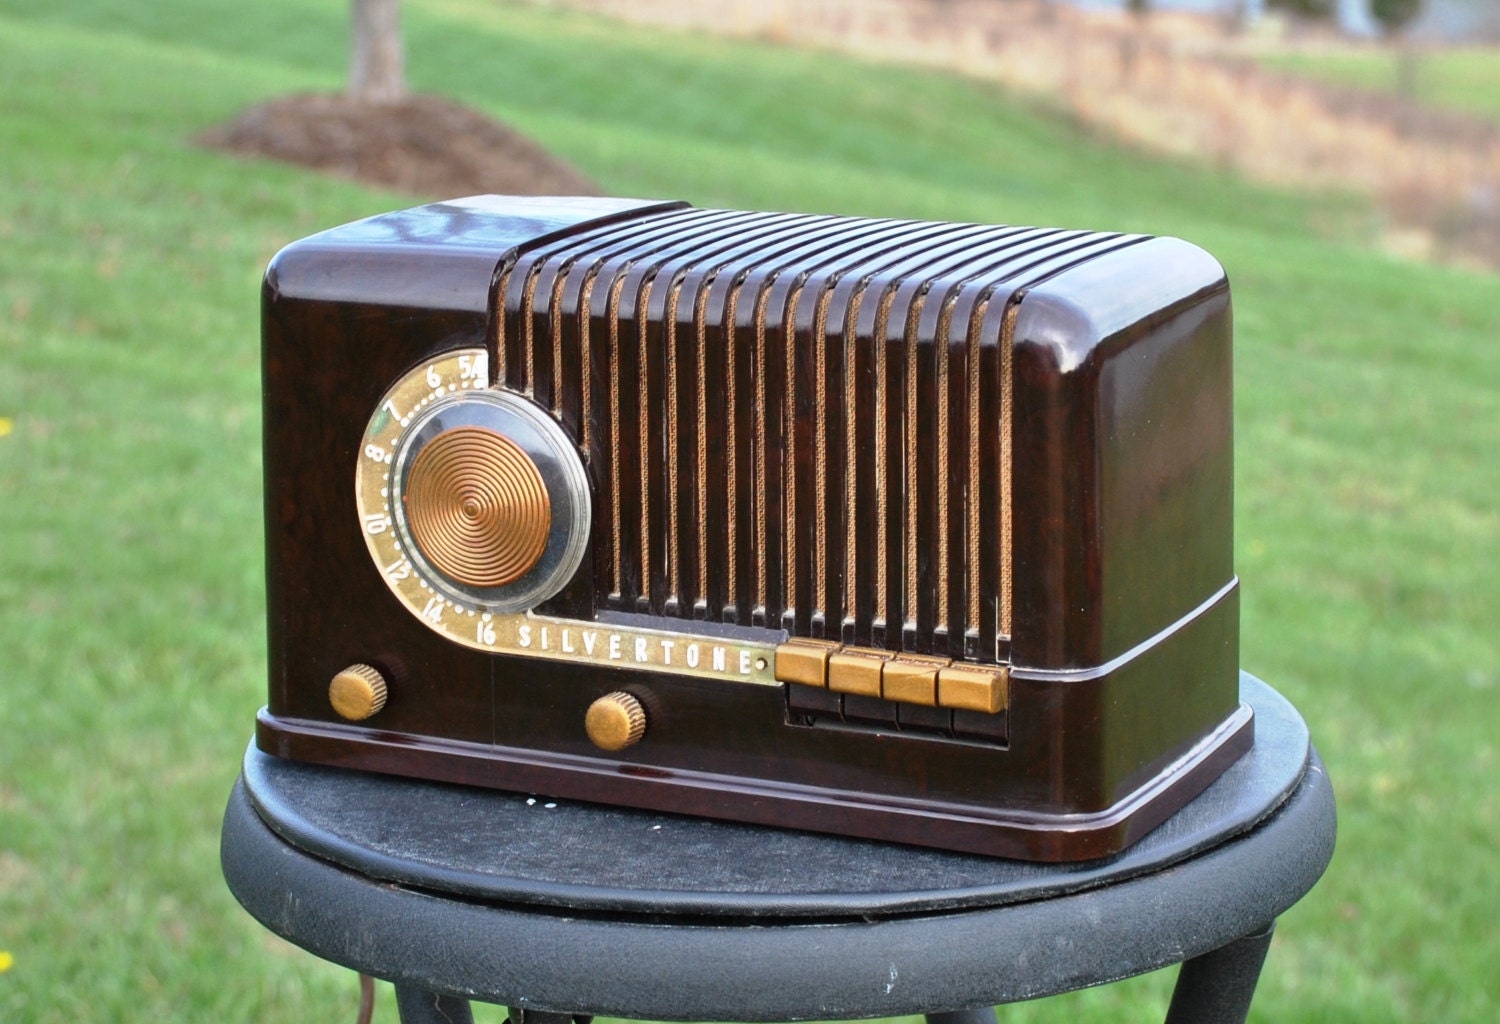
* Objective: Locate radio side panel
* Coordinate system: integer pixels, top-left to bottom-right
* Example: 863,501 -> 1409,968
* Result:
1009,236 -> 1234,670
1008,237 -> 1240,799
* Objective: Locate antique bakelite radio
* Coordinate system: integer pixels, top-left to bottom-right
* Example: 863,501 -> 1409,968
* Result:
258,195 -> 1251,861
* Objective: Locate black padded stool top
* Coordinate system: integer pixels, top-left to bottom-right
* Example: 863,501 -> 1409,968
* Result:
222,673 -> 1335,1020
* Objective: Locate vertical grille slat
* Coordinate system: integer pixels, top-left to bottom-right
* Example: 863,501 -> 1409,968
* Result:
810,280 -> 834,637
491,206 -> 1141,664
694,275 -> 718,617
873,282 -> 901,650
549,261 -> 580,442
608,266 -> 642,603
580,267 -> 611,596
751,272 -> 778,624
842,288 -> 864,644
723,274 -> 749,619
903,287 -> 934,647
782,279 -> 804,632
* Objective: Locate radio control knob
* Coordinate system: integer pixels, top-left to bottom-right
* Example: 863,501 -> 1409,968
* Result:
404,425 -> 552,588
585,692 -> 647,752
329,664 -> 388,721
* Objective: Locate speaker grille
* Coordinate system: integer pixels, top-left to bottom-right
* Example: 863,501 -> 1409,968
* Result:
492,208 -> 1146,661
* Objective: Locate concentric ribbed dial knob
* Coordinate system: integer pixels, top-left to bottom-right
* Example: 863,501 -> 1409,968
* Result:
405,426 -> 551,588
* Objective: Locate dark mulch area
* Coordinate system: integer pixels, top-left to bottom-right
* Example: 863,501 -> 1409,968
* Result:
196,92 -> 600,199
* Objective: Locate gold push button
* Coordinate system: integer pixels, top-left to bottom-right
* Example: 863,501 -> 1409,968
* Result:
882,654 -> 950,706
774,638 -> 841,688
586,691 -> 647,751
329,663 -> 388,721
828,648 -> 890,697
937,664 -> 1009,714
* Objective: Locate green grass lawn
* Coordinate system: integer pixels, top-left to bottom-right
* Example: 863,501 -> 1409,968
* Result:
1260,45 -> 1500,123
2,1 -> 1498,1021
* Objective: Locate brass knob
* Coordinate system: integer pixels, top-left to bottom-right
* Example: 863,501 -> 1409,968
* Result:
585,692 -> 647,752
329,664 -> 388,721
404,425 -> 551,588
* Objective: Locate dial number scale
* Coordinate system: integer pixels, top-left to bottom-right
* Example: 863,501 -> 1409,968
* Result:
357,349 -> 506,648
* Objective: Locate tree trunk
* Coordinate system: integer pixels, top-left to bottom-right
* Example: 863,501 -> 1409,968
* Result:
350,0 -> 406,104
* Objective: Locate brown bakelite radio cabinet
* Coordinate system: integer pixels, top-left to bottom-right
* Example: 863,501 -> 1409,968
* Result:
257,195 -> 1251,861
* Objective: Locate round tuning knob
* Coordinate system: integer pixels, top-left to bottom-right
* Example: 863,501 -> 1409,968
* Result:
585,692 -> 647,752
405,425 -> 552,588
329,664 -> 388,721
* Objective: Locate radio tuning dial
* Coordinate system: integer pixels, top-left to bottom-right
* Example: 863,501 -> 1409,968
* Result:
355,349 -> 591,649
585,692 -> 647,752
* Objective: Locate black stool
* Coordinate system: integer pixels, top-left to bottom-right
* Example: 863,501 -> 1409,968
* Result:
222,673 -> 1334,1024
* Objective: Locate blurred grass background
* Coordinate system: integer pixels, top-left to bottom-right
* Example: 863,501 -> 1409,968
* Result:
1,0 -> 1497,1021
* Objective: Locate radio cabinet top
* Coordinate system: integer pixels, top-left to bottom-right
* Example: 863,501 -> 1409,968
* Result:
257,195 -> 1250,861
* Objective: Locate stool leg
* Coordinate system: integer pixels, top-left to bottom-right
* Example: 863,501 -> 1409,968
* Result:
926,1008 -> 995,1024
395,983 -> 476,1024
1164,921 -> 1276,1024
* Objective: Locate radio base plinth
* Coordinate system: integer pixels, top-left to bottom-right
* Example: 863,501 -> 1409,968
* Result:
256,701 -> 1253,862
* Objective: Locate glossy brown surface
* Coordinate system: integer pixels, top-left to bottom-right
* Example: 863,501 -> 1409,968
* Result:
259,195 -> 1249,860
